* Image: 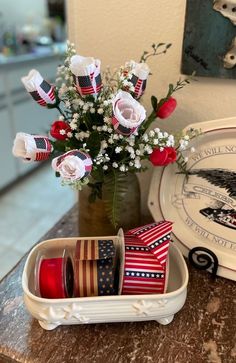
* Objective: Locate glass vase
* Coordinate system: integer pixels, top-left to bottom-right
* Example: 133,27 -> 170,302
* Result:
78,172 -> 141,236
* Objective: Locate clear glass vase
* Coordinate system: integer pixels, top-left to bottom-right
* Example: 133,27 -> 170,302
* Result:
78,173 -> 141,236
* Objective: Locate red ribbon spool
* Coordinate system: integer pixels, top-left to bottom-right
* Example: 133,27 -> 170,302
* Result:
36,250 -> 74,299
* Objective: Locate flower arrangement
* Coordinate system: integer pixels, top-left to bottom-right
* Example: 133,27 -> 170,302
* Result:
12,41 -> 197,227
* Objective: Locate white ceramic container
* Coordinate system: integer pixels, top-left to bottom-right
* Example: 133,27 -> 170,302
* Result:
22,233 -> 189,330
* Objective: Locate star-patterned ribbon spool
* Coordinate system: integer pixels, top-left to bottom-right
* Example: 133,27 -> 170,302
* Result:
74,239 -> 116,297
121,221 -> 173,295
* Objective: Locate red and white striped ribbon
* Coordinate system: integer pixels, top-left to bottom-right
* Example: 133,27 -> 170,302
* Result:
122,221 -> 173,295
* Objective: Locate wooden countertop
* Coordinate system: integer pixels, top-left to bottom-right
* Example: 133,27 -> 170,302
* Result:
0,206 -> 235,363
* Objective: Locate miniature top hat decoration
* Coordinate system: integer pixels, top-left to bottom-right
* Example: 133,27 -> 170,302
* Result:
121,221 -> 173,295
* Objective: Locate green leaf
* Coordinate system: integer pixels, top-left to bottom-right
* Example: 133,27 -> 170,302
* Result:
51,140 -> 66,152
102,171 -> 129,228
157,97 -> 165,109
88,192 -> 97,203
167,83 -> 174,98
47,103 -> 58,109
169,83 -> 174,93
85,95 -> 95,102
91,167 -> 104,183
151,95 -> 158,111
86,131 -> 101,158
88,181 -> 103,202
156,42 -> 165,48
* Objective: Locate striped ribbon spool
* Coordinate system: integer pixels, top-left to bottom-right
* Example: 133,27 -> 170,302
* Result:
74,239 -> 116,297
121,221 -> 173,295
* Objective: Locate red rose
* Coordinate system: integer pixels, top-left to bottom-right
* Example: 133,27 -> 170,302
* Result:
149,147 -> 177,166
50,121 -> 71,141
156,97 -> 177,119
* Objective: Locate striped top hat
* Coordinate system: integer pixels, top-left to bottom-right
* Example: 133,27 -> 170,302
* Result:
121,221 -> 173,295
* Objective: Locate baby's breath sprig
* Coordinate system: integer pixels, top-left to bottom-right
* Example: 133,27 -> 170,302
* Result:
61,177 -> 90,190
174,127 -> 202,176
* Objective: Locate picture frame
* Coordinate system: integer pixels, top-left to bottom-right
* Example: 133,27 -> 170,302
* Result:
148,117 -> 236,281
182,0 -> 236,79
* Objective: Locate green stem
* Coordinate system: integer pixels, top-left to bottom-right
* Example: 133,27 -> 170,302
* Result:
175,154 -> 189,177
83,114 -> 93,131
140,110 -> 156,134
141,49 -> 169,63
56,105 -> 67,119
157,76 -> 194,111
111,169 -> 118,227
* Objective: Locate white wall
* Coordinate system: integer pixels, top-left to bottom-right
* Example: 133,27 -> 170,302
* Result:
67,0 -> 236,217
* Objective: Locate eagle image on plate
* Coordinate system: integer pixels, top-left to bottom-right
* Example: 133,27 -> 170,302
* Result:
189,168 -> 236,230
148,118 -> 236,281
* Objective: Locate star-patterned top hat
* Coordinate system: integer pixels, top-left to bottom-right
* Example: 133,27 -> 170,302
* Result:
121,221 -> 173,295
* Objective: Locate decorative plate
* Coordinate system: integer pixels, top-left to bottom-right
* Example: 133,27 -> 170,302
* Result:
149,117 -> 236,281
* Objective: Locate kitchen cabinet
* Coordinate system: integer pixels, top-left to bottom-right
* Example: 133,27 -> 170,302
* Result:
12,98 -> 57,175
0,52 -> 63,189
0,109 -> 18,188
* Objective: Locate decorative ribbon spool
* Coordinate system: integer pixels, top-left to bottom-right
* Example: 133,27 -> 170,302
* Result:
121,221 -> 173,295
74,239 -> 116,297
35,248 -> 74,299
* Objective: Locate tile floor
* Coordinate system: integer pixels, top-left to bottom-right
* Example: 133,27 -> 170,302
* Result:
0,163 -> 76,280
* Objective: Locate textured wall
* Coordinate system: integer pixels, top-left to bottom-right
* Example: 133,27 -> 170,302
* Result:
67,0 -> 236,218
